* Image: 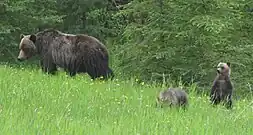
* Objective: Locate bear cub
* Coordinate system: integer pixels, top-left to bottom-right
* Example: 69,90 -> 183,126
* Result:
210,62 -> 233,109
156,88 -> 188,109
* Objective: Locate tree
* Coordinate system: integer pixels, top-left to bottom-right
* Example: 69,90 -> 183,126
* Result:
111,0 -> 253,94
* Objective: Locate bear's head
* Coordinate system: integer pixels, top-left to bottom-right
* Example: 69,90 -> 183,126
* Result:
216,62 -> 231,76
17,34 -> 37,61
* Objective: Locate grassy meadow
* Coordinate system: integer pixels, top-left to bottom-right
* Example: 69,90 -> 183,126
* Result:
0,65 -> 253,134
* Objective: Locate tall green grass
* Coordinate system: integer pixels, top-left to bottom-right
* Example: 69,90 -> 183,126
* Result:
0,65 -> 252,134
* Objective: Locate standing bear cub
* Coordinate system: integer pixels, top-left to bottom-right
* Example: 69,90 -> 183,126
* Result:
210,62 -> 233,109
17,28 -> 114,80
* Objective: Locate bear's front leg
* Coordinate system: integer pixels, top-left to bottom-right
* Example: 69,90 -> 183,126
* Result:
224,94 -> 233,109
40,58 -> 57,75
210,92 -> 221,106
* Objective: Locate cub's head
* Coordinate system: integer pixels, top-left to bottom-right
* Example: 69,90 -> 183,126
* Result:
216,62 -> 231,76
17,34 -> 37,61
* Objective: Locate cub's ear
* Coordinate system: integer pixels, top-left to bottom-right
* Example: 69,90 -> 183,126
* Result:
226,62 -> 231,67
29,34 -> 36,43
20,34 -> 24,39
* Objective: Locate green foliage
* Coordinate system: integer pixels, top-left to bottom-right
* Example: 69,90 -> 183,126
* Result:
0,0 -> 63,46
1,0 -> 253,95
56,0 -> 119,42
0,66 -> 253,134
112,0 -> 253,94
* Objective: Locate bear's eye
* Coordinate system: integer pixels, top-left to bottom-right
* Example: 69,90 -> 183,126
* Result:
22,47 -> 30,52
221,67 -> 225,69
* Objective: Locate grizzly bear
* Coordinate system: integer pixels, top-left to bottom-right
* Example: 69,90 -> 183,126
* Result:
17,28 -> 114,80
210,62 -> 233,109
156,88 -> 188,109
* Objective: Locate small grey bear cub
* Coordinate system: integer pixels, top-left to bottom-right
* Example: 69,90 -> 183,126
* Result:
156,88 -> 188,109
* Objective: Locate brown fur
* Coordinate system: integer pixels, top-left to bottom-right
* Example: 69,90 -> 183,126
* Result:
17,29 -> 114,80
210,62 -> 233,109
156,88 -> 188,109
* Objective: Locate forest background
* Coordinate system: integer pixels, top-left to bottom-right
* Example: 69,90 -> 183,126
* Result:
1,0 -> 253,97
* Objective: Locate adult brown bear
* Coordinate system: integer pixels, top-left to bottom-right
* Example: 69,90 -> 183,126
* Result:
17,28 -> 114,80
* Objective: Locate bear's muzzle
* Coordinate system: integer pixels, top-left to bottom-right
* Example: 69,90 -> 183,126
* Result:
17,50 -> 27,61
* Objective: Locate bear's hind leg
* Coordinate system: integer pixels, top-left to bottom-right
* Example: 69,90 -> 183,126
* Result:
87,68 -> 97,80
93,66 -> 114,80
68,71 -> 77,77
104,67 -> 115,80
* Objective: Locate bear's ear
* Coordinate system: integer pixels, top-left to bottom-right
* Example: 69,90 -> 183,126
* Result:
29,34 -> 36,43
226,62 -> 231,67
20,34 -> 24,39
